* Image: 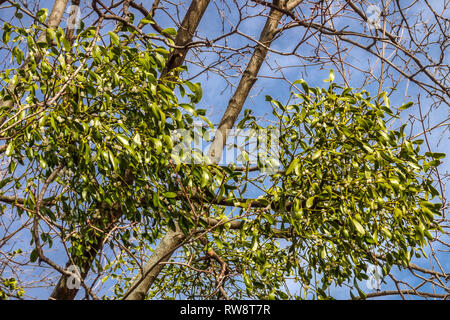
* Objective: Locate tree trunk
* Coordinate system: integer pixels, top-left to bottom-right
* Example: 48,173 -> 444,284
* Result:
162,0 -> 211,77
208,0 -> 303,163
49,239 -> 107,300
123,229 -> 185,300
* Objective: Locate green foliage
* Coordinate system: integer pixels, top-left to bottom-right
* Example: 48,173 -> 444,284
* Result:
256,82 -> 443,298
0,16 -> 444,300
0,22 -> 203,261
130,80 -> 443,300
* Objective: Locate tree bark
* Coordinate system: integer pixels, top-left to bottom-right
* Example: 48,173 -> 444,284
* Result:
207,0 -> 302,164
123,229 -> 185,300
49,238 -> 108,300
162,0 -> 211,77
65,0 -> 81,44
50,206 -> 122,300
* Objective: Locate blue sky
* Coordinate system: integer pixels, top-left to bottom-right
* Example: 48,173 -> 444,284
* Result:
0,0 -> 448,299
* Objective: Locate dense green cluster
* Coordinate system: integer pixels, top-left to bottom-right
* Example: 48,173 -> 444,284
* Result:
0,18 -> 444,299
254,76 -> 443,298
143,76 -> 443,299
1,22 -> 202,265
